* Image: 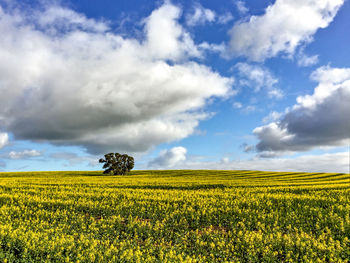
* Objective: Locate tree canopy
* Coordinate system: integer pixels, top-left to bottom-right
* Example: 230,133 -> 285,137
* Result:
99,153 -> 134,175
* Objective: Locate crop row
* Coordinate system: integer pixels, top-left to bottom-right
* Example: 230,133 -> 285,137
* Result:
0,170 -> 349,262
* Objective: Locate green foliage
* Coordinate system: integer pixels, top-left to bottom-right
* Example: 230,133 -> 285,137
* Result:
0,170 -> 349,262
99,153 -> 134,175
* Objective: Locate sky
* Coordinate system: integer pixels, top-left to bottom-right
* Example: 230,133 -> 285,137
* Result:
0,0 -> 349,173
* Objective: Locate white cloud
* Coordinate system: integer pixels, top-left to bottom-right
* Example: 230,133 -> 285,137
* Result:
229,0 -> 344,61
242,105 -> 256,113
198,42 -> 227,55
149,146 -> 187,168
236,63 -> 277,91
145,3 -> 201,60
9,149 -> 41,159
186,4 -> 233,26
220,157 -> 230,164
233,102 -> 242,109
37,5 -> 109,33
0,132 -> 9,149
235,1 -> 249,15
217,12 -> 234,24
233,102 -> 258,113
0,2 -> 234,154
296,46 -> 319,67
253,66 -> 350,155
186,3 -> 216,26
267,88 -> 284,99
148,149 -> 349,173
181,151 -> 349,173
297,52 -> 319,67
262,111 -> 283,123
235,62 -> 283,98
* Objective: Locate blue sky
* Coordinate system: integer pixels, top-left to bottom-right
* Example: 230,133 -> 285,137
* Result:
0,0 -> 349,173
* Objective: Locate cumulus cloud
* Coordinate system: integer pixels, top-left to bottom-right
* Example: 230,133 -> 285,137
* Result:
36,5 -> 109,33
144,3 -> 201,60
253,66 -> 350,155
198,42 -> 227,55
217,12 -> 234,24
0,132 -> 9,149
149,146 -> 187,168
240,143 -> 254,153
262,111 -> 283,123
229,0 -> 344,61
186,3 -> 216,26
0,2 -> 234,154
235,1 -> 249,15
235,63 -> 283,98
297,52 -> 319,67
179,152 -> 349,173
233,102 -> 257,113
148,148 -> 349,173
186,4 -> 233,26
9,149 -> 41,159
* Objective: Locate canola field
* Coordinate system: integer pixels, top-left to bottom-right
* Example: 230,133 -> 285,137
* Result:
0,170 -> 349,262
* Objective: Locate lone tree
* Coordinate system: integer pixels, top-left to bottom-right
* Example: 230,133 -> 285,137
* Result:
99,153 -> 134,175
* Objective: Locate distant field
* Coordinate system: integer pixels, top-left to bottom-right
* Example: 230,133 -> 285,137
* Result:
0,170 -> 349,262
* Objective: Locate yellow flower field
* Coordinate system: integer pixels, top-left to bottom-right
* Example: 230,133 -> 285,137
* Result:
0,170 -> 349,262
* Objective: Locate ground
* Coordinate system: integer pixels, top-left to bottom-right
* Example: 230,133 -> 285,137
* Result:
0,170 -> 349,262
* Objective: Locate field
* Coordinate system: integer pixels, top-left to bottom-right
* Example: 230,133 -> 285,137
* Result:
0,170 -> 349,262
